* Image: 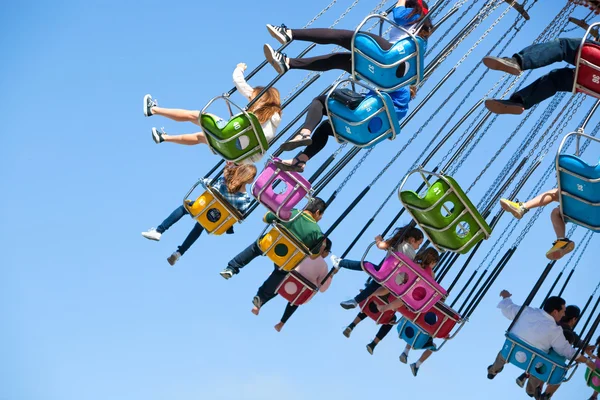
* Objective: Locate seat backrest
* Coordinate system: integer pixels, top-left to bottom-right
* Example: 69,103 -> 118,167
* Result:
576,42 -> 600,98
400,176 -> 492,254
258,224 -> 310,271
396,300 -> 461,339
201,112 -> 268,162
359,295 -> 396,324
397,317 -> 437,350
184,188 -> 240,235
353,33 -> 426,91
252,159 -> 312,221
501,333 -> 567,385
558,153 -> 600,231
327,92 -> 400,148
277,270 -> 318,306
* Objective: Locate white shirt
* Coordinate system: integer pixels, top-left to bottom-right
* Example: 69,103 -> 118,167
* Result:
232,66 -> 281,163
395,241 -> 417,260
498,297 -> 576,359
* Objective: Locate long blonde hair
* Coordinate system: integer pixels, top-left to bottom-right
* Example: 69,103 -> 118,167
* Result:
223,164 -> 257,193
248,86 -> 282,124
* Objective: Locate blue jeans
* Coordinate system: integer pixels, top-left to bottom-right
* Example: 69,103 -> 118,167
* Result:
227,241 -> 264,273
339,259 -> 363,271
156,203 -> 204,256
512,38 -> 594,109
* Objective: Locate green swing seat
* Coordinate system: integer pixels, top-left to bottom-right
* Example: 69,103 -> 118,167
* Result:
199,96 -> 269,163
399,172 -> 492,254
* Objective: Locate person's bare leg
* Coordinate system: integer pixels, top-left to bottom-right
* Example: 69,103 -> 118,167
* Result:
163,132 -> 208,145
523,188 -> 559,210
550,206 -> 567,238
543,383 -> 560,397
152,107 -> 201,125
418,350 -> 433,364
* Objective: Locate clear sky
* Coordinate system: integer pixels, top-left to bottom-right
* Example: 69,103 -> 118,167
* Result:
2,1 -> 599,399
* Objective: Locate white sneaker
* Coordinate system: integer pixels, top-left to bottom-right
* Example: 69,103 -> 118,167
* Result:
263,43 -> 289,74
340,299 -> 358,310
330,254 -> 342,269
143,94 -> 158,117
142,228 -> 161,241
167,251 -> 181,266
266,23 -> 292,45
152,127 -> 165,144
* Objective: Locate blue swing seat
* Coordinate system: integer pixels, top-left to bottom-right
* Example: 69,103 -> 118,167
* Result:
352,15 -> 426,91
326,80 -> 400,148
500,333 -> 568,385
397,317 -> 436,350
556,130 -> 600,231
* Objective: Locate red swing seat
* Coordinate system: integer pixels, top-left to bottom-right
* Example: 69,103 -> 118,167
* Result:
574,23 -> 600,98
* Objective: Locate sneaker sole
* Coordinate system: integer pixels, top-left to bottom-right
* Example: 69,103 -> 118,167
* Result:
482,57 -> 521,76
399,355 -> 408,364
273,160 -> 304,173
143,94 -> 152,117
366,346 -> 374,355
546,241 -> 575,260
500,199 -> 524,219
151,128 -> 161,144
485,99 -> 524,115
141,233 -> 160,241
279,137 -> 313,151
263,44 -> 285,75
342,329 -> 352,338
267,25 -> 289,45
219,271 -> 233,280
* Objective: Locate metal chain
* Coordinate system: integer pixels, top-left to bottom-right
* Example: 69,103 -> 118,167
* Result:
556,229 -> 590,273
302,0 -> 338,28
566,230 -> 594,272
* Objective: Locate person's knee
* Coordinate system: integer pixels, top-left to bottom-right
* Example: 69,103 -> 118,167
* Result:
551,206 -> 562,219
187,110 -> 200,122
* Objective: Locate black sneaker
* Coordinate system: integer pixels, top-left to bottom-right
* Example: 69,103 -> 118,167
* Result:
485,99 -> 525,115
151,127 -> 165,144
220,268 -> 235,280
366,343 -> 375,355
266,24 -> 292,45
263,44 -> 289,74
482,56 -> 522,75
143,94 -> 157,117
410,363 -> 419,377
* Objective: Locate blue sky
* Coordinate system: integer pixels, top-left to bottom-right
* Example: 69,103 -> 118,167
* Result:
2,1 -> 599,399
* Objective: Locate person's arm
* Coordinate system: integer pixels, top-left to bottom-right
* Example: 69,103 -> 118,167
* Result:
376,235 -> 391,250
263,211 -> 276,224
232,63 -> 255,100
497,290 -> 521,320
381,297 -> 406,312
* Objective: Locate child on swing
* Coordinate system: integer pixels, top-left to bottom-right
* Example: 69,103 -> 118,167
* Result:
143,63 -> 282,163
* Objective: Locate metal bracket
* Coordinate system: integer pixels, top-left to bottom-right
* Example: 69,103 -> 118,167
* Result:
569,17 -> 600,40
503,0 -> 530,20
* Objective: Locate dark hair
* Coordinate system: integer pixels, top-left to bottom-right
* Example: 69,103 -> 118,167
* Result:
324,237 -> 332,252
387,223 -> 424,249
543,296 -> 566,315
306,197 -> 326,215
405,0 -> 434,39
560,305 -> 581,323
415,247 -> 439,268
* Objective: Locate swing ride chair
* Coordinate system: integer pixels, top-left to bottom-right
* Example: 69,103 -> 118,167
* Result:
360,241 -> 447,314
585,365 -> 600,392
257,223 -> 311,272
275,270 -> 318,306
573,21 -> 600,100
351,14 -> 425,92
251,157 -> 313,222
396,301 -> 465,352
500,333 -> 577,385
325,79 -> 400,148
359,294 -> 397,325
555,130 -> 600,232
199,95 -> 269,163
182,179 -> 243,235
398,169 -> 492,254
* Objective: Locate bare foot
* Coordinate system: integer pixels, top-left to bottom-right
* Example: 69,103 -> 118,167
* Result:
251,306 -> 260,316
274,322 -> 284,332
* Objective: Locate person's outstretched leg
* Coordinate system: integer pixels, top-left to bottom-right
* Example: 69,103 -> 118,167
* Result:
343,312 -> 367,338
151,107 -> 201,124
275,303 -> 299,331
167,223 -> 205,266
515,372 -> 529,388
487,352 -> 507,379
483,38 -> 583,75
253,266 -> 288,315
222,242 -> 263,279
546,206 -> 573,260
500,188 -> 558,219
366,322 -> 393,355
340,280 -> 381,309
526,376 -> 544,399
266,25 -> 392,51
399,344 -> 412,364
409,350 -> 433,377
142,205 -> 188,241
275,120 -> 333,172
277,96 -> 327,155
